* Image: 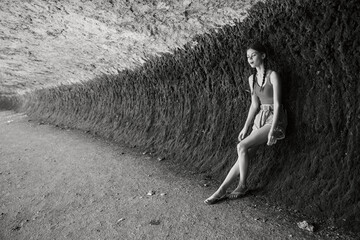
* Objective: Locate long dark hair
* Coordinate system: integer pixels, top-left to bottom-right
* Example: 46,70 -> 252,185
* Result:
248,42 -> 267,92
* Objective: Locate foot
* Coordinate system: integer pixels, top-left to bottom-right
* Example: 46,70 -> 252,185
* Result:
228,185 -> 248,199
204,189 -> 227,205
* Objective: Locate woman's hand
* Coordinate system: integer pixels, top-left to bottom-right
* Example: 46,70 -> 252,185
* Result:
267,130 -> 277,146
238,127 -> 248,142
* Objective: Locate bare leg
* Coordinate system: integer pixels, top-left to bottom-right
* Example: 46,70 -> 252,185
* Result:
212,147 -> 258,195
230,125 -> 271,196
205,161 -> 240,201
204,126 -> 270,204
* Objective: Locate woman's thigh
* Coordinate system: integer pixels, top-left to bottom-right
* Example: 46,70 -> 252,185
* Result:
239,125 -> 271,150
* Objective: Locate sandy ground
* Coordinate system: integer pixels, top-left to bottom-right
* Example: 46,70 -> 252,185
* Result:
0,111 -> 354,240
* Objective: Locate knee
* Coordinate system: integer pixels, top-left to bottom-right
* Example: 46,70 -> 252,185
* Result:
237,142 -> 248,154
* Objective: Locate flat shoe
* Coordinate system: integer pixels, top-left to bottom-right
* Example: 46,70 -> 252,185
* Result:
228,188 -> 248,199
204,195 -> 227,205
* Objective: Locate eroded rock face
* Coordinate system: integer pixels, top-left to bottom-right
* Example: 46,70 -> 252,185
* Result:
0,0 -> 260,94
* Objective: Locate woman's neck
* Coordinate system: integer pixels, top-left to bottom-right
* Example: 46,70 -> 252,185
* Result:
256,64 -> 265,74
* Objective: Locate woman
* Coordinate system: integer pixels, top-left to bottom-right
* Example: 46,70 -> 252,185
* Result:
204,42 -> 287,205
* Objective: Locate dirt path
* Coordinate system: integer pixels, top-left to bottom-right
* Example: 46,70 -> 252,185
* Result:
0,111 -> 350,240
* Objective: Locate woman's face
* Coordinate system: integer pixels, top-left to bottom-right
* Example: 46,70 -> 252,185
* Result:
247,48 -> 265,68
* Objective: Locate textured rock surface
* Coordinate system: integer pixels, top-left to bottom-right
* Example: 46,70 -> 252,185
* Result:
0,0 -> 259,95
20,0 -> 360,234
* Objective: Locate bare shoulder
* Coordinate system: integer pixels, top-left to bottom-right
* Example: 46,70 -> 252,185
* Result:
269,70 -> 280,85
248,74 -> 254,88
248,74 -> 255,92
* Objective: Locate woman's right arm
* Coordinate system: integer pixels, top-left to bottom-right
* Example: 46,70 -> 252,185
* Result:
238,75 -> 260,141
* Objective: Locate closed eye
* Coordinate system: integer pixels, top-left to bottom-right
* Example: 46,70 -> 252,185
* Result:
247,53 -> 257,59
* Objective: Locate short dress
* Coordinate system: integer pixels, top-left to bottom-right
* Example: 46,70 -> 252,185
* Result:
252,72 -> 287,140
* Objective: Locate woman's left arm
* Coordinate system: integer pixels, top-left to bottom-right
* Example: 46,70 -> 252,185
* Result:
267,71 -> 281,145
